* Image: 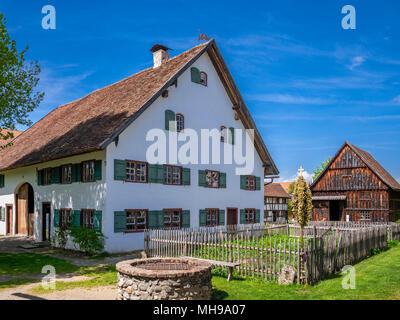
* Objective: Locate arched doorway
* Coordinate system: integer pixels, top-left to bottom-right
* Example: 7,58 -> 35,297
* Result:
15,183 -> 34,236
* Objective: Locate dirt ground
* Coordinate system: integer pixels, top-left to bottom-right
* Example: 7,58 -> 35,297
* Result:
0,236 -> 141,300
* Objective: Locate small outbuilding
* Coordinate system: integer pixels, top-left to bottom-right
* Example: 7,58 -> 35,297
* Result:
310,142 -> 400,222
264,183 -> 291,223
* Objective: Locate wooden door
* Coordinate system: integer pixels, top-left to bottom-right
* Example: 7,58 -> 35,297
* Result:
6,205 -> 13,235
17,184 -> 29,235
227,208 -> 238,226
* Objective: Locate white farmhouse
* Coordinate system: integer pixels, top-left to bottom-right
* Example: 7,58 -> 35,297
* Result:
0,40 -> 278,253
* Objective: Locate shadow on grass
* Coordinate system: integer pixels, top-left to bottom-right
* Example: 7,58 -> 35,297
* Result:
211,289 -> 229,300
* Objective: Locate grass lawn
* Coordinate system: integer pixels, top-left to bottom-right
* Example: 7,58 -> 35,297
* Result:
212,243 -> 400,300
0,253 -> 80,275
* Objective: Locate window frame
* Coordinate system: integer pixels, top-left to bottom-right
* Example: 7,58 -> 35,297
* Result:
220,126 -> 227,143
81,160 -> 95,183
205,208 -> 219,227
80,209 -> 95,230
125,160 -> 148,183
199,71 -> 207,86
163,208 -> 182,229
360,211 -> 371,221
205,170 -> 220,188
125,209 -> 148,233
60,164 -> 72,185
59,208 -> 72,229
164,165 -> 182,185
244,208 -> 256,224
42,168 -> 52,186
176,113 -> 184,132
245,175 -> 256,191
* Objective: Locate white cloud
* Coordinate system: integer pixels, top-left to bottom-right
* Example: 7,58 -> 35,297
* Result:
277,170 -> 314,183
248,94 -> 333,105
349,56 -> 365,70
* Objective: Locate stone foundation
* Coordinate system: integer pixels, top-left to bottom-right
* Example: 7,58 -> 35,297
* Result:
116,257 -> 212,300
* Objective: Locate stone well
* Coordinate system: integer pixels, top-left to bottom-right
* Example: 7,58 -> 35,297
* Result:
116,257 -> 212,300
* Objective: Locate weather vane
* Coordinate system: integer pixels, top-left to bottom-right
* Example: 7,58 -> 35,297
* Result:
198,29 -> 210,41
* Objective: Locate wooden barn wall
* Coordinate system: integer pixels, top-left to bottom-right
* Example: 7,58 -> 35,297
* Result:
311,145 -> 394,222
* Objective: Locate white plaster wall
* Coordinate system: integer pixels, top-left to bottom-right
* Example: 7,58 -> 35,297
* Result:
104,52 -> 265,253
0,151 -> 106,246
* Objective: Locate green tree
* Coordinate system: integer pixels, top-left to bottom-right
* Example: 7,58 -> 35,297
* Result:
312,158 -> 331,181
0,13 -> 43,148
291,175 -> 312,248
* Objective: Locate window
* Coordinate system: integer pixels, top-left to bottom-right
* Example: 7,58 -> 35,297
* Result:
176,114 -> 184,132
200,72 -> 207,86
42,168 -> 52,185
81,209 -> 95,229
206,209 -> 219,226
206,170 -> 220,188
360,211 -> 371,221
82,160 -> 95,182
244,208 -> 256,224
164,165 -> 182,185
164,209 -> 182,229
61,165 -> 72,184
59,208 -> 71,229
246,176 -> 256,191
220,126 -> 227,143
126,210 -> 148,232
126,161 -> 148,183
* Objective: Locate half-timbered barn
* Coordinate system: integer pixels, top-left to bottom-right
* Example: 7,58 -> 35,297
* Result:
310,142 -> 400,222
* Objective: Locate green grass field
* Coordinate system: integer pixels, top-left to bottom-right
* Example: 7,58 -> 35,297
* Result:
212,242 -> 400,300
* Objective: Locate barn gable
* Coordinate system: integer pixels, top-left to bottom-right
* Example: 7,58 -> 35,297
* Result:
310,142 -> 400,222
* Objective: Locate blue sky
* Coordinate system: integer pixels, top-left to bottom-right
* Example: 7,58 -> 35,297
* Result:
2,0 -> 400,182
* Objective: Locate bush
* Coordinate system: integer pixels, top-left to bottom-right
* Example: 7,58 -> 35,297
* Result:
51,228 -> 70,250
388,240 -> 399,248
69,227 -> 105,255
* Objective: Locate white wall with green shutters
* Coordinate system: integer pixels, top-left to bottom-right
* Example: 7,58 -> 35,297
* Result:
103,52 -> 265,253
0,150 -> 106,244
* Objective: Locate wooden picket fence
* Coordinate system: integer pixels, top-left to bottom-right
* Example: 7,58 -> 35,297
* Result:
144,223 -> 400,285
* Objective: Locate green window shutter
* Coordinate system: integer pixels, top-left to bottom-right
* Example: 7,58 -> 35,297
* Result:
54,209 -> 60,227
165,110 -> 176,131
71,164 -> 82,183
71,210 -> 81,227
157,165 -> 165,183
256,177 -> 261,190
219,210 -> 225,226
148,164 -> 158,183
182,168 -> 191,185
199,210 -> 207,227
240,175 -> 247,190
220,172 -> 226,188
158,211 -> 165,228
37,170 -> 42,186
191,67 -> 201,84
198,170 -> 206,187
182,210 -> 190,228
148,210 -> 163,229
255,209 -> 261,223
229,127 -> 235,145
94,211 -> 102,231
1,207 -> 5,221
240,209 -> 246,224
0,175 -> 4,188
114,159 -> 126,181
114,211 -> 126,233
50,167 -> 61,184
94,160 -> 102,181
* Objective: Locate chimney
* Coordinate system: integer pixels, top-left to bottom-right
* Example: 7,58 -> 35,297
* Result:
150,44 -> 171,68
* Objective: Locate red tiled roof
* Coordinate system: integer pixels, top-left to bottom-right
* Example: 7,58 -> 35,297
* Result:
0,130 -> 23,148
0,42 -> 209,171
264,183 -> 291,198
276,182 -> 293,193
